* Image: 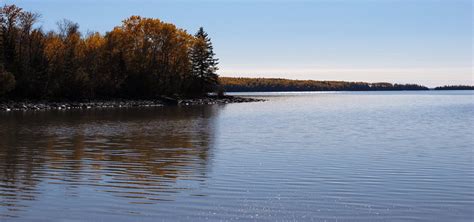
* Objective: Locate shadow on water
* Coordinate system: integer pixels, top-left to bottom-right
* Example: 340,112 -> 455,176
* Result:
0,105 -> 221,218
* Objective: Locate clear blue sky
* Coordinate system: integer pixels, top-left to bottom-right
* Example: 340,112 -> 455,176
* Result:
5,0 -> 473,86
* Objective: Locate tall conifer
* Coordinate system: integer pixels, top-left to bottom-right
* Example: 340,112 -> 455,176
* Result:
190,27 -> 219,94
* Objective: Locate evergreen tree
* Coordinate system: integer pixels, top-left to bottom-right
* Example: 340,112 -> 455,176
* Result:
190,27 -> 219,95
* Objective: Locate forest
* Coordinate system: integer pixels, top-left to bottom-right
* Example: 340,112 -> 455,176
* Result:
0,4 -> 219,100
219,77 -> 429,92
434,85 -> 474,90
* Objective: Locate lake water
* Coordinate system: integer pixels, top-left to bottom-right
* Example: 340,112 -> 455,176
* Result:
0,91 -> 473,221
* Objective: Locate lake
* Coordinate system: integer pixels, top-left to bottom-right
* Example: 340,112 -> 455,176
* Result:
0,91 -> 473,221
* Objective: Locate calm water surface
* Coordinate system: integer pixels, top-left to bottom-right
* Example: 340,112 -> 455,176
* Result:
0,91 -> 473,221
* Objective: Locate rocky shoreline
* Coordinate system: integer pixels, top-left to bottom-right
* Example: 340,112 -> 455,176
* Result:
0,96 -> 264,112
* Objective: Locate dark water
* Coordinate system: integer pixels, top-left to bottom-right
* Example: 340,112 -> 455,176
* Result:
0,91 -> 473,221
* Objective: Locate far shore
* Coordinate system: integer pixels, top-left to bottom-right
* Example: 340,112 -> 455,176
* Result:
219,77 -> 473,92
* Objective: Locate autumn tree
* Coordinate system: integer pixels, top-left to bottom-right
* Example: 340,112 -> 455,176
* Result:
105,16 -> 194,98
0,4 -> 22,74
58,19 -> 91,99
28,29 -> 50,98
83,32 -> 105,98
1,4 -> 47,98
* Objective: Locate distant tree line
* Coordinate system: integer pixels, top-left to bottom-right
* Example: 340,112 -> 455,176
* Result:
219,77 -> 429,92
0,4 -> 219,100
434,85 -> 474,90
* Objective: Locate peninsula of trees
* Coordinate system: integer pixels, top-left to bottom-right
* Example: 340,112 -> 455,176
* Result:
0,4 -> 219,100
434,85 -> 474,90
219,77 -> 429,92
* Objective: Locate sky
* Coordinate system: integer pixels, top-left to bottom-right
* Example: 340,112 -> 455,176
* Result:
5,0 -> 473,87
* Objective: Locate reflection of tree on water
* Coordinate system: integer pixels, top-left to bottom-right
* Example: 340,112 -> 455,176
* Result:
0,126 -> 46,219
0,105 -> 220,218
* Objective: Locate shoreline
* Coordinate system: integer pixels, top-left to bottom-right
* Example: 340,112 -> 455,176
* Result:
0,96 -> 265,112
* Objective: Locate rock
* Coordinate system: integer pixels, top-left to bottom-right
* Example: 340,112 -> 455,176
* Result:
0,96 -> 264,112
160,96 -> 179,105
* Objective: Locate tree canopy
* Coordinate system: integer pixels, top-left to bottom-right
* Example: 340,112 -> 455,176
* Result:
0,4 -> 219,100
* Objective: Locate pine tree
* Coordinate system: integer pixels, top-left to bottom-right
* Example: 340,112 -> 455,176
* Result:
190,27 -> 219,95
